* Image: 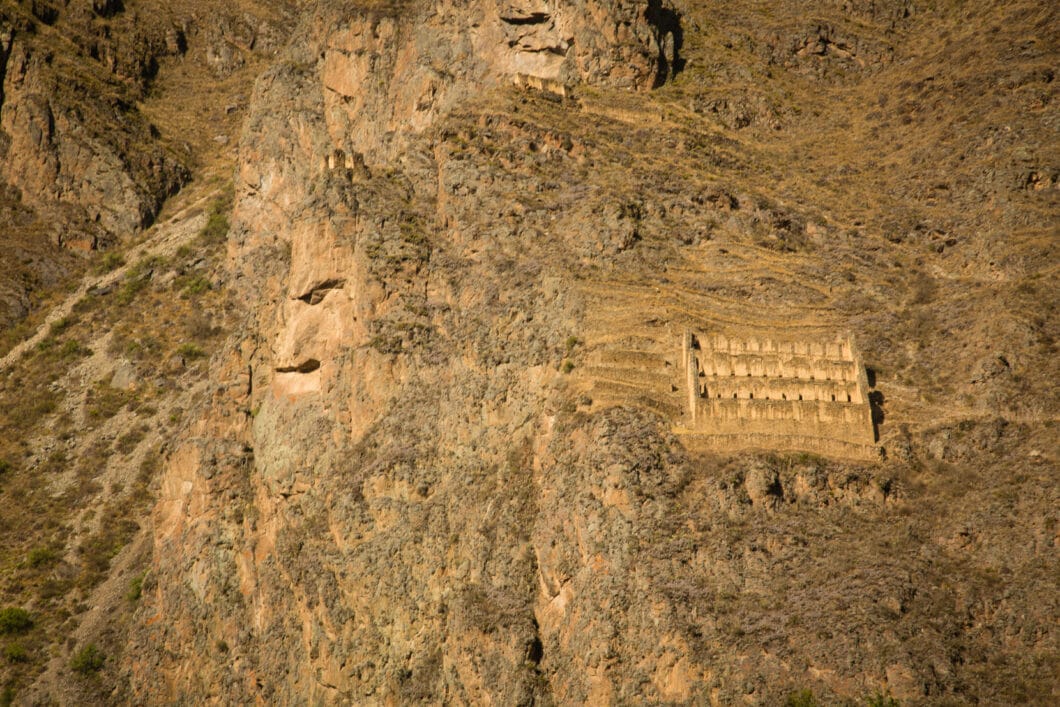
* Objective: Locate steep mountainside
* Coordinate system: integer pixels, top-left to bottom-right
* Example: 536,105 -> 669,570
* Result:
0,0 -> 295,330
1,0 -> 1057,704
0,0 -> 183,326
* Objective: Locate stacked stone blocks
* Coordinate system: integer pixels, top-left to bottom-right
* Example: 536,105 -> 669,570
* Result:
679,330 -> 876,459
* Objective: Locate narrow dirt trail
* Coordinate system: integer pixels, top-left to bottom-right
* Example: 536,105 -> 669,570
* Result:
0,194 -> 213,374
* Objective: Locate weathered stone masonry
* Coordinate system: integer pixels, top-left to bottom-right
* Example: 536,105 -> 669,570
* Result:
679,330 -> 877,459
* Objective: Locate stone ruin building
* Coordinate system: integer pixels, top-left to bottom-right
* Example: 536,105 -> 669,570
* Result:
678,330 -> 877,459
512,73 -> 572,98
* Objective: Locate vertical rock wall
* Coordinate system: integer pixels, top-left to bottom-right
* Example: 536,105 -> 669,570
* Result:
127,0 -> 688,702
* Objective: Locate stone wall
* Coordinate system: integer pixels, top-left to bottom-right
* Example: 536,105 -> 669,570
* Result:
512,72 -> 572,98
679,330 -> 876,459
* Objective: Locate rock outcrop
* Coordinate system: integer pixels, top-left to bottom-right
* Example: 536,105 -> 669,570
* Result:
307,0 -> 679,163
0,1 -> 189,326
0,5 -> 187,235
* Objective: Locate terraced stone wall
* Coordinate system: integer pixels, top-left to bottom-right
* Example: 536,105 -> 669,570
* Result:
680,330 -> 876,459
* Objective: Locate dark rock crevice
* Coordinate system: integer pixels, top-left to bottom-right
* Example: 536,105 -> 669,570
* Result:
296,279 -> 345,304
275,358 -> 321,374
500,12 -> 550,26
646,0 -> 684,87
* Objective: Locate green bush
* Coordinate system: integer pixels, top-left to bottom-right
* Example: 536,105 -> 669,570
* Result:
4,642 -> 28,663
71,643 -> 105,674
59,339 -> 92,359
176,343 -> 206,360
787,690 -> 818,707
865,693 -> 900,707
96,251 -> 126,273
86,384 -> 134,421
115,256 -> 164,305
49,317 -> 73,335
115,427 -> 146,454
199,191 -> 232,246
180,275 -> 211,296
37,336 -> 91,359
127,573 -> 145,602
0,608 -> 33,635
791,451 -> 826,468
27,546 -> 58,567
201,212 -> 229,243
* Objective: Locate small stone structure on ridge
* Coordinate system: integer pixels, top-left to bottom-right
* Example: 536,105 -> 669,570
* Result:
512,73 -> 571,99
678,330 -> 876,459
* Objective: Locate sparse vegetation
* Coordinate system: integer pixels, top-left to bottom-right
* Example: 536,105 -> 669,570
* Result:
786,689 -> 818,707
78,516 -> 140,586
200,210 -> 230,245
116,256 -> 164,305
0,609 -> 32,635
127,573 -> 146,602
3,644 -> 27,664
85,382 -> 136,422
70,643 -> 105,675
0,0 -> 1055,701
0,5 -> 243,698
865,693 -> 900,707
198,191 -> 233,246
26,547 -> 58,568
115,427 -> 146,454
179,275 -> 212,296
96,251 -> 126,274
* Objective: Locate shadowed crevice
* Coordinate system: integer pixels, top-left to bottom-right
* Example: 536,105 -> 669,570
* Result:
275,358 -> 321,374
646,0 -> 685,87
296,279 -> 345,305
501,12 -> 550,26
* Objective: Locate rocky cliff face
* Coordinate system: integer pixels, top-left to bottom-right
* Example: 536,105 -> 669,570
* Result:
124,2 -> 688,701
3,0 -> 1056,704
0,0 -> 191,324
0,0 -> 297,328
305,0 -> 677,164
0,20 -> 184,238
